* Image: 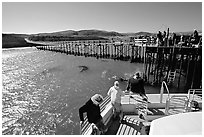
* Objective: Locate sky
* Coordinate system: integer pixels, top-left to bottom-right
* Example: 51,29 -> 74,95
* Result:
2,1 -> 202,34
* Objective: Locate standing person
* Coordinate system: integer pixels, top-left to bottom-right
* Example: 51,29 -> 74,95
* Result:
192,29 -> 199,44
163,31 -> 167,46
107,81 -> 126,123
79,94 -> 107,134
157,31 -> 163,46
126,71 -> 148,101
198,36 -> 202,48
172,32 -> 177,46
163,31 -> 166,38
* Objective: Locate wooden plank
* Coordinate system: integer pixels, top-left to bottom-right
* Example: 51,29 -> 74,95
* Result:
130,119 -> 139,135
117,116 -> 141,135
117,124 -> 126,135
121,124 -> 128,135
116,123 -> 123,135
128,126 -> 135,135
123,125 -> 131,135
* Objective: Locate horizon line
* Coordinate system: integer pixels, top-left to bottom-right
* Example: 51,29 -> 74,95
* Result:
2,28 -> 202,35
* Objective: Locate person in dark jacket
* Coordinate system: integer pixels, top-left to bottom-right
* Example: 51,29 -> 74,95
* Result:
191,29 -> 200,44
79,94 -> 106,134
157,31 -> 163,46
126,71 -> 147,101
126,71 -> 148,120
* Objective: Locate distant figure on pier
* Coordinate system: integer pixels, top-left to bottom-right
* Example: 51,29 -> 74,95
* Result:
198,36 -> 202,48
107,81 -> 126,123
163,31 -> 166,40
172,32 -> 177,46
191,29 -> 200,45
178,35 -> 186,47
79,94 -> 107,134
162,31 -> 167,47
126,71 -> 148,101
157,31 -> 163,46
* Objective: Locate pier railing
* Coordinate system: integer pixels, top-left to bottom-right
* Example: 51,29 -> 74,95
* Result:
26,38 -> 151,63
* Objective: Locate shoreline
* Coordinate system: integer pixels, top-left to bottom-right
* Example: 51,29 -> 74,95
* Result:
2,46 -> 34,51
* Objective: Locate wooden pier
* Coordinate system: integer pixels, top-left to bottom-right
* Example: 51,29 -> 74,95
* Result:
26,38 -> 202,90
144,46 -> 202,89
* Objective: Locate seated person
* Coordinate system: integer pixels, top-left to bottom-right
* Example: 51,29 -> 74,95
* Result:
79,94 -> 107,134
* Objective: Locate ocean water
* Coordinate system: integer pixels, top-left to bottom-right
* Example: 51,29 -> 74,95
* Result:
2,47 -> 160,135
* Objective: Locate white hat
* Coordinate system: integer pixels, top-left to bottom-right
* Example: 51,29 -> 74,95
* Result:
91,94 -> 103,105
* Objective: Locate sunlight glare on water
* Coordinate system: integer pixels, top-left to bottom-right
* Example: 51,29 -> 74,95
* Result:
2,47 -> 150,135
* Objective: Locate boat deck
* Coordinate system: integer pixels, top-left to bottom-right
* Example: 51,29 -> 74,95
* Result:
105,110 -> 166,135
81,93 -> 202,135
105,93 -> 202,135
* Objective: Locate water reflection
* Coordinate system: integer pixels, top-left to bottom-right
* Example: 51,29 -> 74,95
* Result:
2,48 -> 146,135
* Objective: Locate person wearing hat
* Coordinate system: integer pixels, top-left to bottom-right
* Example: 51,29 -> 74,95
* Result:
107,81 -> 126,123
126,71 -> 148,101
79,94 -> 107,134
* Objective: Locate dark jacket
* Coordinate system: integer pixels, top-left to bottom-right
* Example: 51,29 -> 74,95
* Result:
79,99 -> 102,124
126,76 -> 145,95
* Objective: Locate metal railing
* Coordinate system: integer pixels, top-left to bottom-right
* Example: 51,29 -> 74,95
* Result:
160,81 -> 170,103
187,89 -> 202,101
165,89 -> 202,115
165,95 -> 189,115
187,89 -> 202,111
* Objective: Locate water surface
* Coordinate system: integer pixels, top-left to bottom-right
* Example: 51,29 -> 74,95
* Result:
2,47 -> 159,135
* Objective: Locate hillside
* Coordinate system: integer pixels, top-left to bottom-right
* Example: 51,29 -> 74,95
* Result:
36,29 -> 124,37
2,34 -> 30,48
2,29 -> 201,48
28,30 -> 157,42
175,30 -> 202,35
122,31 -> 156,37
29,30 -> 124,41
